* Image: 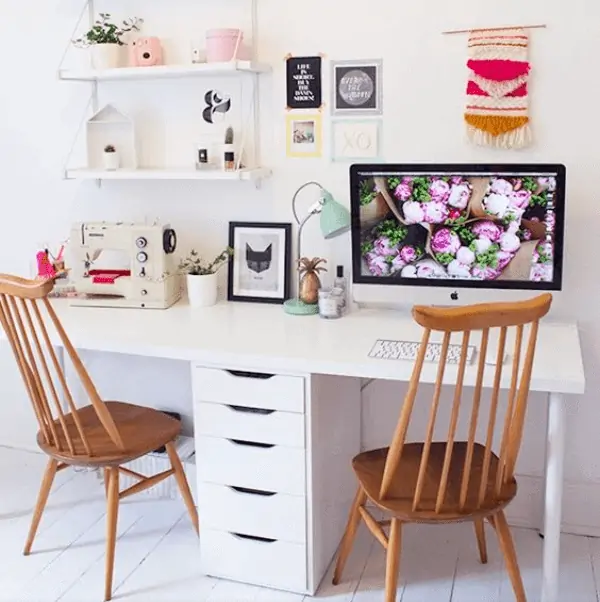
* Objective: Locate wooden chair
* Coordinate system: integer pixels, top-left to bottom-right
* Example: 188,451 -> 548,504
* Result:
332,293 -> 552,602
0,274 -> 199,601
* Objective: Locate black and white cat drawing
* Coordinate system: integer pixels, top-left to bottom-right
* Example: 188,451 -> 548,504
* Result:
246,243 -> 272,274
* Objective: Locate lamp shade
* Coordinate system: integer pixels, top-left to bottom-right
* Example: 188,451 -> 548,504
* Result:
319,190 -> 351,239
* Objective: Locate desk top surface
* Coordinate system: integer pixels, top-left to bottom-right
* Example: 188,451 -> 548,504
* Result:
37,299 -> 585,396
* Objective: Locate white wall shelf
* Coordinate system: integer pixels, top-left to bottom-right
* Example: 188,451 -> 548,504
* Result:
65,166 -> 271,183
59,60 -> 271,82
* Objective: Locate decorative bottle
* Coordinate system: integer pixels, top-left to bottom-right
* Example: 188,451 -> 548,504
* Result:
333,265 -> 347,314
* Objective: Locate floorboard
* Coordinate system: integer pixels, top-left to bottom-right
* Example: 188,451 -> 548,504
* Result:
1,446 -> 599,602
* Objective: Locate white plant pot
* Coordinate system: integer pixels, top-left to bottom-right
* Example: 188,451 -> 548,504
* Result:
186,273 -> 218,307
103,151 -> 119,170
91,43 -> 121,70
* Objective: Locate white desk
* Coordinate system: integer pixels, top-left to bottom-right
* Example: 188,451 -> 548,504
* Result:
16,300 -> 589,602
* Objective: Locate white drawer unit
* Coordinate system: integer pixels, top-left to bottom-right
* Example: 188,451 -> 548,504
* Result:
195,435 -> 306,496
192,366 -> 305,413
195,401 -> 305,448
197,481 -> 306,543
200,528 -> 307,593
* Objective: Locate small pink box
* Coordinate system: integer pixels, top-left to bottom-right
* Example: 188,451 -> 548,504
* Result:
129,37 -> 163,67
206,28 -> 249,62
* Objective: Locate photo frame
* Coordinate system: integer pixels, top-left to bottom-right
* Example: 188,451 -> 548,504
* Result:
331,119 -> 382,162
331,59 -> 383,116
286,112 -> 323,158
227,222 -> 292,304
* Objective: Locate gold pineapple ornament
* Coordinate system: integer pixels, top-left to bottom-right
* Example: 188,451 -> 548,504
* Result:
298,257 -> 327,304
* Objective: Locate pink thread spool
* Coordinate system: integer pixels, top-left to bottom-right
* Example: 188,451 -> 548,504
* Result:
206,28 -> 246,62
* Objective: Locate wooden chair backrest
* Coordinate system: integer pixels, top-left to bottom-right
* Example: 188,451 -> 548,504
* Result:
379,293 -> 552,514
0,274 -> 124,457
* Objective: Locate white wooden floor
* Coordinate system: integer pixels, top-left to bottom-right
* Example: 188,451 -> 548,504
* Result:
2,446 -> 600,602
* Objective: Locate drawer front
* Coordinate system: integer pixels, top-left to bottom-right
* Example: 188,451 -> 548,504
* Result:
192,366 -> 305,413
195,401 -> 305,448
195,435 -> 306,496
197,481 -> 306,543
200,528 -> 307,593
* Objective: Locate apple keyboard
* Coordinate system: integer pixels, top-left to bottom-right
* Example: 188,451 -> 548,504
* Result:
369,339 -> 476,365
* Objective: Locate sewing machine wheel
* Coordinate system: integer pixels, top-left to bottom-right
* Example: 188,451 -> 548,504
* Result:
163,228 -> 177,254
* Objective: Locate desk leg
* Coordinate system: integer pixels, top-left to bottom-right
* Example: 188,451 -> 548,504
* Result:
541,392 -> 566,602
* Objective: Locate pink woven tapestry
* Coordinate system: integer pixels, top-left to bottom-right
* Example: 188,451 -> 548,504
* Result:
464,28 -> 532,149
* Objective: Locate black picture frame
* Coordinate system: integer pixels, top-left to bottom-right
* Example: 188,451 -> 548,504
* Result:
227,222 -> 292,304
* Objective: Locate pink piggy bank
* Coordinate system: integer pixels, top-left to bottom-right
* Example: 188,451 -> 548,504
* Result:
129,37 -> 163,67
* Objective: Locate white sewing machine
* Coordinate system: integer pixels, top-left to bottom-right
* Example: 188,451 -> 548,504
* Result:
68,221 -> 181,309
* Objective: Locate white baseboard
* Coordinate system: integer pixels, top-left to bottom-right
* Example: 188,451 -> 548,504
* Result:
507,474 -> 600,538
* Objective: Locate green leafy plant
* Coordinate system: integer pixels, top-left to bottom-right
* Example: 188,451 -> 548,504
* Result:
361,240 -> 374,255
387,176 -> 401,190
434,252 -> 455,266
473,243 -> 500,269
530,194 -> 548,207
521,177 -> 537,192
179,248 -> 233,276
455,224 -> 476,246
359,180 -> 378,206
411,176 -> 431,203
374,219 -> 407,246
104,144 -> 116,153
73,13 -> 142,47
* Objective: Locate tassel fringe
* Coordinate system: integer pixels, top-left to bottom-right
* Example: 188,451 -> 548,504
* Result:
466,123 -> 532,149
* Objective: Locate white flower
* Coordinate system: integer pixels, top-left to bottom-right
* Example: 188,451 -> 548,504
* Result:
401,264 -> 417,278
490,179 -> 514,195
447,183 -> 471,210
484,193 -> 510,218
416,258 -> 446,278
499,232 -> 521,253
506,220 -> 520,234
423,201 -> 449,224
403,201 -> 425,224
456,246 -> 475,265
448,259 -> 472,278
473,238 -> 492,254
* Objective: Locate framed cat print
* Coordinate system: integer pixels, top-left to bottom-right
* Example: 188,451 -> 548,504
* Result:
227,222 -> 292,304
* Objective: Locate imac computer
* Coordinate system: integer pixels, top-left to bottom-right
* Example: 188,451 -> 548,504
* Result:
350,163 -> 565,307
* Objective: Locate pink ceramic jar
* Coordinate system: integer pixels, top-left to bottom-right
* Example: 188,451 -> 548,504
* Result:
206,28 -> 246,62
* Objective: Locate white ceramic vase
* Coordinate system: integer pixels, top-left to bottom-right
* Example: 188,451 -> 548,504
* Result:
103,151 -> 119,170
91,43 -> 121,70
186,273 -> 218,307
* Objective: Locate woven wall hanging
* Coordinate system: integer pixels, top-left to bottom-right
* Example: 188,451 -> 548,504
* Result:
464,28 -> 532,149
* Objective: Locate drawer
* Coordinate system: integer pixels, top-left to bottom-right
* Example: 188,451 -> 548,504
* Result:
197,481 -> 306,543
195,435 -> 306,496
200,528 -> 307,593
195,401 -> 305,448
192,366 -> 304,413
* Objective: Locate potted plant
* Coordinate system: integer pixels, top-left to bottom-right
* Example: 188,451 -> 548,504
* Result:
73,13 -> 143,70
179,247 -> 233,307
103,145 -> 119,170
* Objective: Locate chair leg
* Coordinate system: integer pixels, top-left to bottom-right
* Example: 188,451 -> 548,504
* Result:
384,518 -> 402,602
332,486 -> 367,585
103,468 -> 109,498
489,511 -> 527,602
104,467 -> 120,602
24,458 -> 59,555
165,441 -> 199,534
474,518 -> 488,564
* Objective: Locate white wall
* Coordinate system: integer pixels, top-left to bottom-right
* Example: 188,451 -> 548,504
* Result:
1,0 -> 598,533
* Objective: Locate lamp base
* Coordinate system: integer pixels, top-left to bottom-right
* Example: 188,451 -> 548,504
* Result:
283,298 -> 319,316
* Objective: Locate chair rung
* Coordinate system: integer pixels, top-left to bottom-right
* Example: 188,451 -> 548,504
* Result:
359,506 -> 389,549
118,466 -> 146,481
119,468 -> 175,500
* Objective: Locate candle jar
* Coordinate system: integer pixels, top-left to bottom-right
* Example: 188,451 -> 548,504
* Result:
318,288 -> 341,319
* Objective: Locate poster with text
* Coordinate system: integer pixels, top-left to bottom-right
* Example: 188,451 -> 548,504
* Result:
286,56 -> 323,110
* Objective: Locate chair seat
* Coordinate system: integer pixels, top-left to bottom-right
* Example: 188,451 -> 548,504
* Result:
37,401 -> 181,466
352,441 -> 517,522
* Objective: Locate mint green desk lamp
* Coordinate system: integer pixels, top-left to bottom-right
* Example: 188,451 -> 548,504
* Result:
283,181 -> 351,315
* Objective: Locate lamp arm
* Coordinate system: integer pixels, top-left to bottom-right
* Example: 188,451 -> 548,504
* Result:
296,213 -> 314,298
291,181 -> 325,225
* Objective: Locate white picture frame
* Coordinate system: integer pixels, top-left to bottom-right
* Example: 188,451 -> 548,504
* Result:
331,119 -> 382,161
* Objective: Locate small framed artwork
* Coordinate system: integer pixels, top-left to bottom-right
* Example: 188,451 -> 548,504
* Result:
331,119 -> 382,161
286,112 -> 323,158
331,59 -> 383,116
228,222 -> 292,304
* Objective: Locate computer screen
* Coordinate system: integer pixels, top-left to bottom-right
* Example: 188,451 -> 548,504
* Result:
350,164 -> 565,291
